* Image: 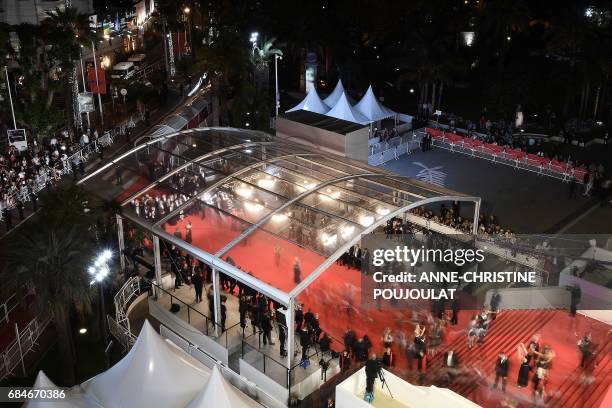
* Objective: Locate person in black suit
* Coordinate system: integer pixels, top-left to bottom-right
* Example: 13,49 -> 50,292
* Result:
278,324 -> 287,357
343,327 -> 356,357
365,354 -> 381,396
261,312 -> 274,346
493,352 -> 510,393
192,270 -> 203,302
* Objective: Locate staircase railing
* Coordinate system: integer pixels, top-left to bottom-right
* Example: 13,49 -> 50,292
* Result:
0,315 -> 52,381
113,276 -> 142,335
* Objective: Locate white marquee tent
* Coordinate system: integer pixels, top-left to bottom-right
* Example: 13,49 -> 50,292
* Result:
285,87 -> 329,114
81,321 -> 211,408
324,91 -> 369,125
354,85 -> 396,122
187,365 -> 261,408
323,79 -> 348,108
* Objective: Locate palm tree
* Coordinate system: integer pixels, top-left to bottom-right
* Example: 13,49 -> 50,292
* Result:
251,37 -> 283,91
195,30 -> 251,126
2,186 -> 111,384
43,7 -> 97,132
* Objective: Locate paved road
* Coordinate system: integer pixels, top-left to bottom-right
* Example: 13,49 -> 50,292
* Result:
382,148 -> 611,234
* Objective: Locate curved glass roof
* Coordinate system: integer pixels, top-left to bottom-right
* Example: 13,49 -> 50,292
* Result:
79,128 -> 469,295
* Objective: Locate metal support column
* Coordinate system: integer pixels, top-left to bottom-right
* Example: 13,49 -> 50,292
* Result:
472,199 -> 481,235
153,236 -> 162,295
116,214 -> 125,272
286,297 -> 294,371
212,268 -> 221,337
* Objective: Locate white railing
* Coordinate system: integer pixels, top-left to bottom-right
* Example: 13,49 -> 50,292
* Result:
368,134 -> 421,166
113,276 -> 142,334
158,323 -> 285,408
0,315 -> 52,381
107,315 -> 137,350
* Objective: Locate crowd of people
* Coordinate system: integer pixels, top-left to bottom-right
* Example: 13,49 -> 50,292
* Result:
381,202 -> 514,237
0,128 -> 105,229
0,125 -> 120,226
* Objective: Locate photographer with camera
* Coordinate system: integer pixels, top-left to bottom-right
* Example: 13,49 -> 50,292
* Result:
364,353 -> 382,402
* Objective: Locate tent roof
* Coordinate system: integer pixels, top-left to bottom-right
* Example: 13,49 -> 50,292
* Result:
286,87 -> 329,114
323,79 -> 347,108
354,85 -> 396,121
187,366 -> 261,408
24,371 -> 91,408
324,92 -> 370,125
82,320 -> 210,408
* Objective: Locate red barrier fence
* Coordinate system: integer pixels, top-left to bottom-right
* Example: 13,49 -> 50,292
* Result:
424,128 -> 588,183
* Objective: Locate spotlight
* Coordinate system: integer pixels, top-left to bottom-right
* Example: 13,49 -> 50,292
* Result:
340,225 -> 355,239
376,208 -> 390,216
359,215 -> 374,227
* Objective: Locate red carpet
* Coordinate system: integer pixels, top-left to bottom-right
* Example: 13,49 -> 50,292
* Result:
166,209 -> 612,407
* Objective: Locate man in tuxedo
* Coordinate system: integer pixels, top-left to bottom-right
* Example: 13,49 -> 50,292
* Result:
493,352 -> 510,393
192,270 -> 203,302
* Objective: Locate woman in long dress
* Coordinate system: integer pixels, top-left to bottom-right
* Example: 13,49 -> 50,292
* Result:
293,257 -> 301,284
517,357 -> 531,387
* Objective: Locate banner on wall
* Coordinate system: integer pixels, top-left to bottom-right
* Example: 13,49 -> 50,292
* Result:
87,67 -> 107,94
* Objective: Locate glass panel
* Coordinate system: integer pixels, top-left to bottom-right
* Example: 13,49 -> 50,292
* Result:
205,178 -> 287,224
160,201 -> 251,254
233,168 -> 302,199
260,203 -> 363,257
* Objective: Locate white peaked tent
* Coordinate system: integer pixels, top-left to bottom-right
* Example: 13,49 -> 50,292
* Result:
354,85 -> 396,122
187,365 -> 261,408
324,92 -> 370,125
82,320 -> 211,408
286,87 -> 329,114
323,79 -> 347,108
24,371 -> 90,408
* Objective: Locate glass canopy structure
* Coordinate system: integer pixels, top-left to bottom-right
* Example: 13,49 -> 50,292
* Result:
79,128 -> 480,299
78,127 -> 480,366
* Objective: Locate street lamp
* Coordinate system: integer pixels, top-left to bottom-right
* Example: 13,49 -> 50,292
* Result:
275,54 -> 282,117
89,249 -> 112,368
183,6 -> 192,57
250,32 -> 259,55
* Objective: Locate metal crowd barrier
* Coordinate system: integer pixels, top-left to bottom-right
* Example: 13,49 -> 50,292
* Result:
368,134 -> 421,166
430,136 -> 585,183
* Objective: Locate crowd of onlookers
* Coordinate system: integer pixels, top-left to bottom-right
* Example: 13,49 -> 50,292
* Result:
407,203 -> 513,237
0,126 -> 123,229
0,129 -> 86,222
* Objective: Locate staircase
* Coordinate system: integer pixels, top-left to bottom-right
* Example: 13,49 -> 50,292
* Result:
549,333 -> 612,408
